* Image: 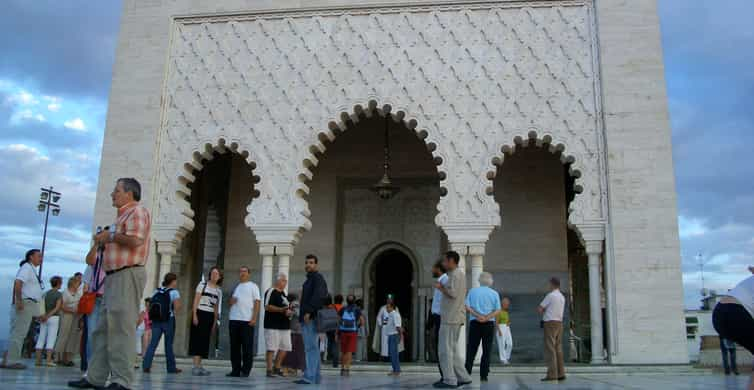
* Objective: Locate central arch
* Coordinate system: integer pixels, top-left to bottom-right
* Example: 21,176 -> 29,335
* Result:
292,100 -> 449,232
362,241 -> 423,362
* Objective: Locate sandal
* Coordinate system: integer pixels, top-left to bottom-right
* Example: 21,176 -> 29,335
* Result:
2,363 -> 27,370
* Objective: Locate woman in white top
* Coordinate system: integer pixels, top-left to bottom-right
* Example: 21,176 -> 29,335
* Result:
55,276 -> 83,366
373,294 -> 403,358
713,266 -> 754,390
35,276 -> 63,367
189,267 -> 223,376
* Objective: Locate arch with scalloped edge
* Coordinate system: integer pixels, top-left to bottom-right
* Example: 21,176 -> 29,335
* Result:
485,130 -> 592,235
292,99 -> 449,229
169,137 -> 260,240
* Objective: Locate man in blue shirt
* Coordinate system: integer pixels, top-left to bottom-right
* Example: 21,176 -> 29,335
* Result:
430,260 -> 447,380
464,272 -> 501,382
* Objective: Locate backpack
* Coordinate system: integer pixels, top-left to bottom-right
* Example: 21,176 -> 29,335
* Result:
317,306 -> 339,333
149,287 -> 173,322
339,306 -> 358,332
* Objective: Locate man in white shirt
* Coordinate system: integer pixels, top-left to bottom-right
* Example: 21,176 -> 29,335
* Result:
537,277 -> 566,382
430,260 -> 447,379
227,266 -> 261,378
1,249 -> 43,369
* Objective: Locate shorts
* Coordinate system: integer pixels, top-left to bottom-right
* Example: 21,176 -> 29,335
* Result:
265,328 -> 292,352
339,332 -> 358,353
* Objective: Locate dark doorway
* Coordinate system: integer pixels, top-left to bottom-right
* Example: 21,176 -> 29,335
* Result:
369,248 -> 414,361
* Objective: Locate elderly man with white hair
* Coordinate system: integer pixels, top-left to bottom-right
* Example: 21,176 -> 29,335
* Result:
464,272 -> 501,382
264,272 -> 292,377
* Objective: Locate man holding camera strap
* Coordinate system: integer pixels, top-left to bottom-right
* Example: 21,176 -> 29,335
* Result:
68,178 -> 151,390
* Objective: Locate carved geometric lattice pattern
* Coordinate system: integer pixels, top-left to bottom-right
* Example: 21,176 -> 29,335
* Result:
156,1 -> 605,240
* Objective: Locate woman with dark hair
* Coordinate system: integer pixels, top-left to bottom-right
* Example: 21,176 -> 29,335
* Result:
189,267 -> 223,376
1,249 -> 43,370
55,276 -> 83,366
35,276 -> 63,367
142,273 -> 182,374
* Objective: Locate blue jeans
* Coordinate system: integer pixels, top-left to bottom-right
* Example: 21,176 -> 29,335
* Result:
302,321 -> 321,384
82,297 -> 102,371
388,334 -> 400,373
142,317 -> 177,372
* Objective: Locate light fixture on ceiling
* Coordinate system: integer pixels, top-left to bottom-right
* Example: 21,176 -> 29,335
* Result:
372,114 -> 400,200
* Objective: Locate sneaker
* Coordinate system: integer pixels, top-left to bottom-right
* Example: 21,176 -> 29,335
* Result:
67,379 -> 97,389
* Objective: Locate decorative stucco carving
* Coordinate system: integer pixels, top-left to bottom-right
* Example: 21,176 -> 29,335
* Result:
155,1 -> 606,242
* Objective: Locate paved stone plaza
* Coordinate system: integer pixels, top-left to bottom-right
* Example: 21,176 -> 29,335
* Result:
0,364 -> 748,390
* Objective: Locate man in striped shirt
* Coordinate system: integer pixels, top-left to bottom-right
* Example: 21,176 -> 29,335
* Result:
69,178 -> 151,390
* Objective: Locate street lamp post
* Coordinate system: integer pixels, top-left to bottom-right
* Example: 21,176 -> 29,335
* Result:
38,186 -> 62,279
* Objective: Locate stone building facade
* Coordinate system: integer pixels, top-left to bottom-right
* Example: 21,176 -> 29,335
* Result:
92,0 -> 688,364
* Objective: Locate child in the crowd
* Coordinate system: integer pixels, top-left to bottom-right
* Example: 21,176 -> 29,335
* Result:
385,302 -> 402,376
135,298 -> 152,368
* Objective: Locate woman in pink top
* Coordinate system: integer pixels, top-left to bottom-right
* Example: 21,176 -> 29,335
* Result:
139,298 -> 152,361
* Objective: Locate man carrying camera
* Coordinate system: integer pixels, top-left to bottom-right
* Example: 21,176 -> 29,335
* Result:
68,178 -> 151,390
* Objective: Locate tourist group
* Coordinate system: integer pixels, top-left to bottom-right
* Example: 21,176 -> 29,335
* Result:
7,176 -> 753,390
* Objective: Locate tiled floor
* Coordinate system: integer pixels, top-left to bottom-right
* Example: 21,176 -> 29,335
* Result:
0,363 -> 749,389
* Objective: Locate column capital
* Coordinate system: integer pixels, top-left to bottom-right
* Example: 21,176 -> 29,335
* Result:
275,243 -> 295,256
259,244 -> 276,256
156,240 -> 178,255
448,243 -> 486,258
252,224 -> 302,246
152,223 -> 187,243
575,222 -> 605,255
442,224 -> 494,248
585,241 -> 603,257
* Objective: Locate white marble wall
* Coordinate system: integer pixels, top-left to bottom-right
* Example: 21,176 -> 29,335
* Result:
595,0 -> 688,364
94,0 -> 688,364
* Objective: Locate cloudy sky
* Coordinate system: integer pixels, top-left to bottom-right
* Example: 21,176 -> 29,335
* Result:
0,1 -> 751,334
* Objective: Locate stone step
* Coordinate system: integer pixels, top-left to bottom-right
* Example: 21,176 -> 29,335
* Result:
156,357 -> 710,375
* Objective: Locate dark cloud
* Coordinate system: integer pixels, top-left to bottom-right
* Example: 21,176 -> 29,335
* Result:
0,0 -> 121,99
661,0 -> 754,229
659,0 -> 754,306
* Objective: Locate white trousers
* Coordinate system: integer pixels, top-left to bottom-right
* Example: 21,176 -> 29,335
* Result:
35,316 -> 60,350
496,324 -> 513,363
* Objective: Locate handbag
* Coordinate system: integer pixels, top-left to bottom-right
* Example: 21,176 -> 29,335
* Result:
316,306 -> 339,333
78,246 -> 104,315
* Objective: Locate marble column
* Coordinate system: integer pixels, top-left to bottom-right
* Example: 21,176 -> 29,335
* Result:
469,245 -> 484,288
276,244 -> 293,293
586,240 -> 605,364
258,244 -> 275,355
156,241 -> 177,286
450,243 -> 468,361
